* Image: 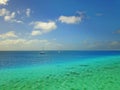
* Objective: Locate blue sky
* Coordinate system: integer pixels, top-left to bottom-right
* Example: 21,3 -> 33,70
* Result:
0,0 -> 120,50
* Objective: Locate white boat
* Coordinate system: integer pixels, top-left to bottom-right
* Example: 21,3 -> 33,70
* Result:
40,48 -> 45,54
40,51 -> 45,54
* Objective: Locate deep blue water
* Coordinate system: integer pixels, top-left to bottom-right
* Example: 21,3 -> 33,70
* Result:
0,51 -> 120,69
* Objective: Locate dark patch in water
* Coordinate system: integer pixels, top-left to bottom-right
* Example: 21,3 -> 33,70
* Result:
79,64 -> 89,67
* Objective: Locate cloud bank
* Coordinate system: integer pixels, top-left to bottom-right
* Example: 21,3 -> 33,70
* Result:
0,39 -> 62,50
0,31 -> 18,39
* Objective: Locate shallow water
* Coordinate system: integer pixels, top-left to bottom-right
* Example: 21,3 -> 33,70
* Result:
0,51 -> 120,90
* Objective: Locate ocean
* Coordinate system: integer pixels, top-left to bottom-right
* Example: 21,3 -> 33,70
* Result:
0,51 -> 120,90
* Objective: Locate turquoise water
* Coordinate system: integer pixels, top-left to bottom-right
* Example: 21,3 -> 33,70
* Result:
0,51 -> 120,90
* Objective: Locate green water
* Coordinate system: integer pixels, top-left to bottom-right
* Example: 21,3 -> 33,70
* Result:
0,56 -> 120,90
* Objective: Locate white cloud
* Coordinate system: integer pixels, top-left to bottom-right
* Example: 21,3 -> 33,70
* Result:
0,8 -> 9,16
4,12 -> 23,23
4,12 -> 15,21
26,8 -> 31,17
13,20 -> 23,23
31,30 -> 42,36
0,8 -> 23,23
30,21 -> 57,36
58,16 -> 82,24
0,0 -> 9,5
0,31 -> 18,39
32,21 -> 57,31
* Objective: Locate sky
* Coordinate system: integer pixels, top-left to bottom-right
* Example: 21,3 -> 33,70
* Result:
0,0 -> 120,50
